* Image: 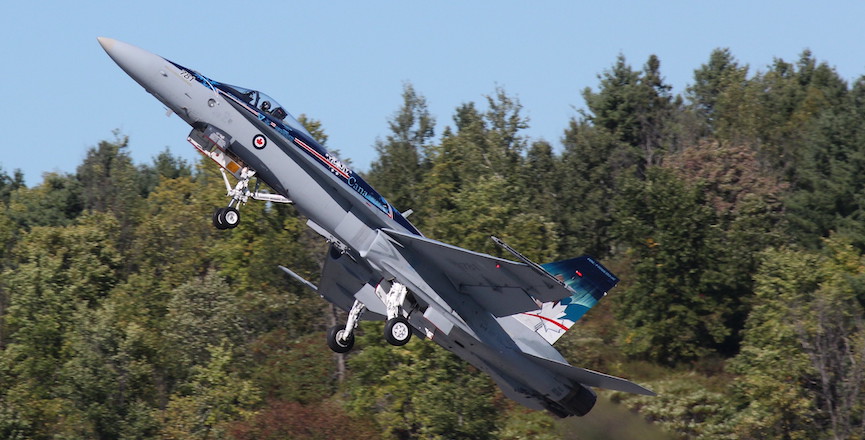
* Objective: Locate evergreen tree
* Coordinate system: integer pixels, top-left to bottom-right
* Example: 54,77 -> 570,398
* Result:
367,83 -> 435,212
582,54 -> 676,172
611,168 -> 728,364
779,60 -> 865,248
661,141 -> 788,351
556,120 -> 627,258
419,88 -> 533,248
77,135 -> 145,251
0,167 -> 25,206
137,148 -> 192,197
7,172 -> 83,229
687,48 -> 756,143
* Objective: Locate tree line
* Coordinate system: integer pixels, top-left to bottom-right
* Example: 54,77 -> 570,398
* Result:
0,48 -> 863,439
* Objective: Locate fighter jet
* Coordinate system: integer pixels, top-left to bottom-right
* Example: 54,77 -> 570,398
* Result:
98,37 -> 654,417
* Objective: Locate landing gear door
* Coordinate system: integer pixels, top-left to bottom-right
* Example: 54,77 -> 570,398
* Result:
317,248 -> 387,320
187,126 -> 246,179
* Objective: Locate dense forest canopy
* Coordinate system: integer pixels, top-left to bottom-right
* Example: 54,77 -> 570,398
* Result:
0,48 -> 864,439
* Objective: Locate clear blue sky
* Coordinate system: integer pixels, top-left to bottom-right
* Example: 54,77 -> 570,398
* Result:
3,1 -> 865,186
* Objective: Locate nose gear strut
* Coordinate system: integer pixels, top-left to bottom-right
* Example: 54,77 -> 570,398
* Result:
212,167 -> 292,229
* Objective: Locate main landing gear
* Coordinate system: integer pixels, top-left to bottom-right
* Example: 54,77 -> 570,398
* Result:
383,282 -> 412,346
384,316 -> 412,346
326,282 -> 413,353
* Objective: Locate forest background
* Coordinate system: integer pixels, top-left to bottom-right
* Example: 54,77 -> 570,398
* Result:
0,48 -> 864,439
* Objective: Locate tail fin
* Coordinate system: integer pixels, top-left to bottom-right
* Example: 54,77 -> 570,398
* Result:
514,256 -> 619,344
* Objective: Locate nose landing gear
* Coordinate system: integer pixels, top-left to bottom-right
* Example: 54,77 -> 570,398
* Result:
212,206 -> 241,229
211,167 -> 291,230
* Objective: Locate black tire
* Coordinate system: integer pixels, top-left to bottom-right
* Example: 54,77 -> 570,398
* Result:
220,207 -> 240,229
327,325 -> 354,353
328,244 -> 343,260
384,317 -> 412,346
213,207 -> 228,229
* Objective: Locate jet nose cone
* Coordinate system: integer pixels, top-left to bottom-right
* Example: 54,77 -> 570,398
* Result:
96,36 -> 116,52
97,37 -> 165,89
97,37 -> 141,65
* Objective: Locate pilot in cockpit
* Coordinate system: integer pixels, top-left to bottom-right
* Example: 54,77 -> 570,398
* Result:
259,100 -> 287,120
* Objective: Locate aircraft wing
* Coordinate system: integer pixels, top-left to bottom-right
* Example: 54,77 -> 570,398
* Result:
380,229 -> 573,317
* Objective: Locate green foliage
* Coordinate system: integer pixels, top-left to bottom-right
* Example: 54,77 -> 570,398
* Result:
157,342 -> 261,440
3,214 -> 122,377
611,168 -> 730,363
495,408 -> 560,440
347,323 -> 501,439
729,240 -> 865,439
0,167 -> 24,207
59,303 -> 161,439
163,271 -> 248,372
7,172 -> 83,229
611,373 -> 738,440
557,120 -> 628,257
247,331 -> 337,404
207,200 -> 322,338
137,147 -> 193,196
582,54 -> 676,171
661,140 -> 788,352
77,135 -> 146,250
228,399 -> 379,440
687,48 -> 758,144
6,45 -> 865,439
367,83 -> 436,212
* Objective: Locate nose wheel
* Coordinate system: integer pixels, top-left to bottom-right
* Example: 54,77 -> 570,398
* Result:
213,206 -> 240,230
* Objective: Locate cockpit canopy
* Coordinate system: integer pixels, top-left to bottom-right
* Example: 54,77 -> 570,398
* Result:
219,84 -> 287,120
214,82 -> 316,139
168,60 -> 316,139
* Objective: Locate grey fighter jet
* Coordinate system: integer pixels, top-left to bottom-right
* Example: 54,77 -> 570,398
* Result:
98,37 -> 654,417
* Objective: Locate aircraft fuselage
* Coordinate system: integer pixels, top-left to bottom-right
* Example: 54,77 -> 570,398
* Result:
99,37 -> 639,417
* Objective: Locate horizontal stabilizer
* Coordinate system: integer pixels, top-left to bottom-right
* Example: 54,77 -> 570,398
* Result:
523,353 -> 655,396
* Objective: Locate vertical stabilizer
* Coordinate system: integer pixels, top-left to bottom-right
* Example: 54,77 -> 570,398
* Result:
514,256 -> 618,344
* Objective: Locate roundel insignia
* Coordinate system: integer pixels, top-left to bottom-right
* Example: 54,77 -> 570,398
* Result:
253,134 -> 267,149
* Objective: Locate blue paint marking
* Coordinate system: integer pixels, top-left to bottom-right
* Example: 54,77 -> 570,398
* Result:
541,256 -> 618,322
